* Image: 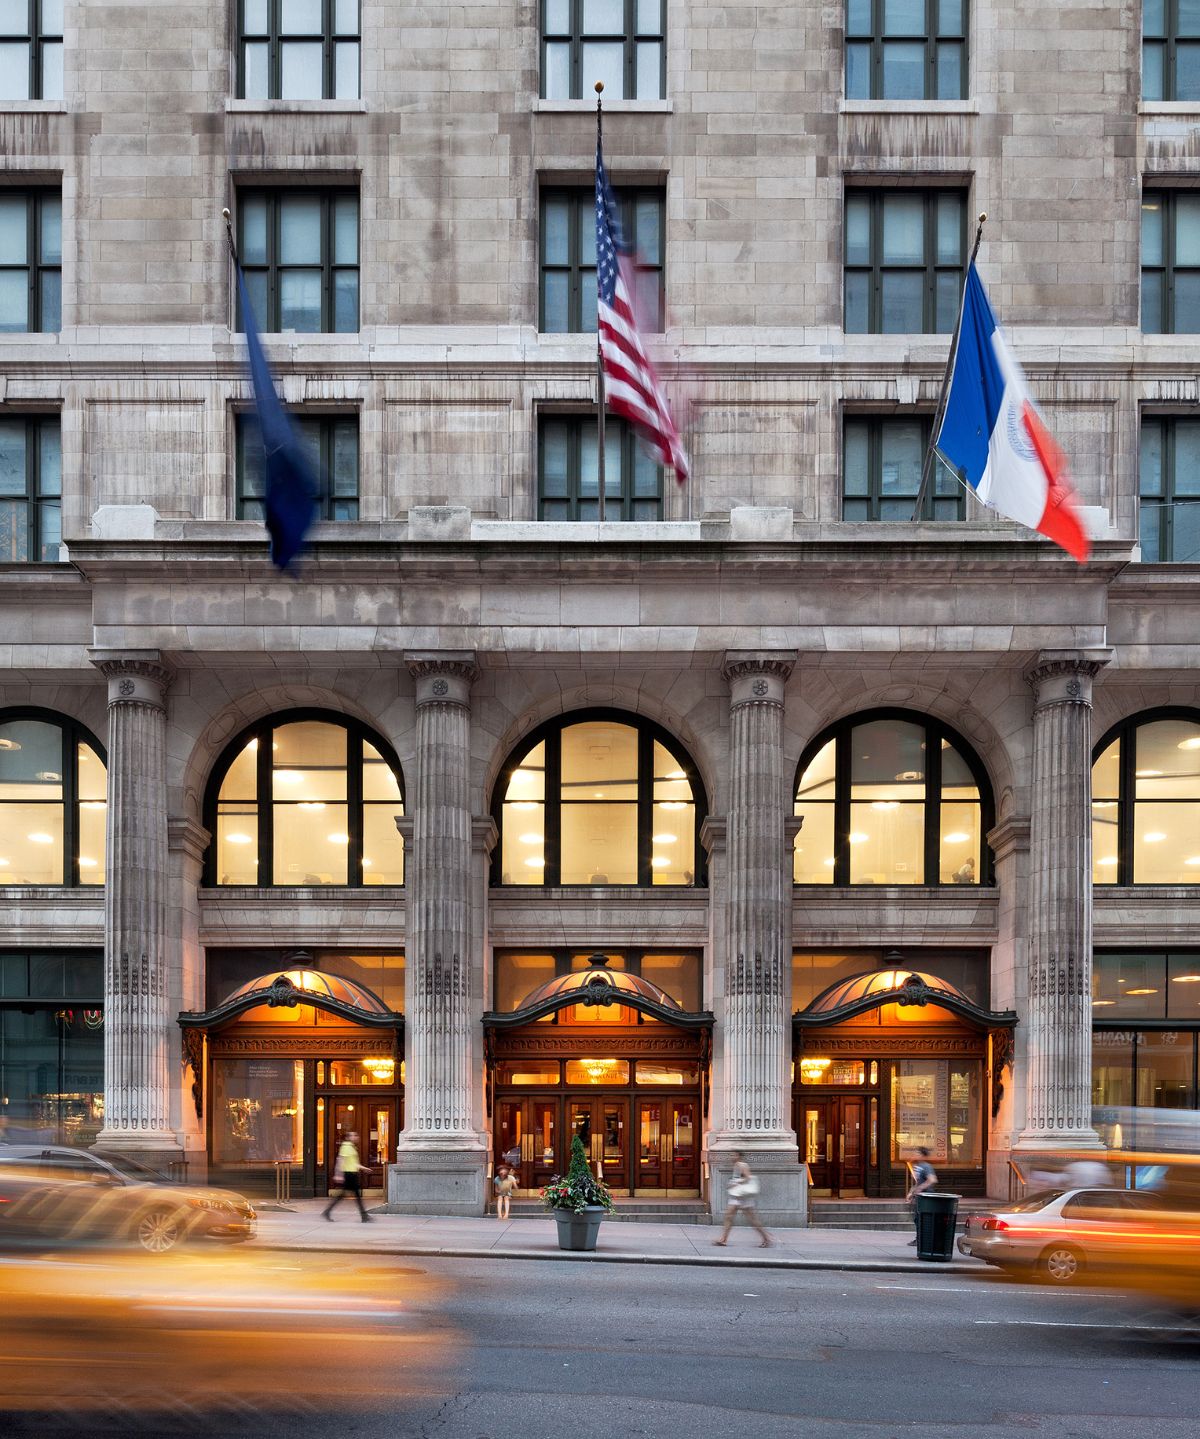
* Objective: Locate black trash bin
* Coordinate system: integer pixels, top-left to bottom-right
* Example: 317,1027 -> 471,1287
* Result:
915,1191 -> 960,1261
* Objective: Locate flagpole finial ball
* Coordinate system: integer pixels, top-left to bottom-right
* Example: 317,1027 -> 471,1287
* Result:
978,211 -> 987,224
594,80 -> 604,93
221,208 -> 231,221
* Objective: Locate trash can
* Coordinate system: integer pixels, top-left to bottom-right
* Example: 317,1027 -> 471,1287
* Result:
915,1191 -> 960,1262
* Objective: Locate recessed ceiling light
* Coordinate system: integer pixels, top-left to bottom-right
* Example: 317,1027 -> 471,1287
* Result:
665,769 -> 687,780
1126,988 -> 1158,996
871,800 -> 899,811
1186,857 -> 1200,866
848,832 -> 869,844
327,833 -> 350,845
1143,832 -> 1167,843
361,858 -> 372,868
1178,737 -> 1200,750
1093,800 -> 1117,809
226,833 -> 252,845
1135,769 -> 1163,778
895,770 -> 922,782
662,801 -> 687,811
298,802 -> 326,811
36,771 -> 61,782
0,737 -> 21,751
80,801 -> 106,810
823,858 -> 835,867
524,856 -> 545,868
27,833 -> 54,844
77,857 -> 98,869
511,802 -> 539,812
519,832 -> 543,844
593,792 -> 605,799
653,833 -> 677,844
944,832 -> 969,843
0,857 -> 10,865
275,770 -> 304,784
1097,856 -> 1119,866
1092,999 -> 1116,1007
650,856 -> 670,868
1172,974 -> 1200,983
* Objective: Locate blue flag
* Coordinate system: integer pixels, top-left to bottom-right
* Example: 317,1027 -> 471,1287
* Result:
235,268 -> 317,570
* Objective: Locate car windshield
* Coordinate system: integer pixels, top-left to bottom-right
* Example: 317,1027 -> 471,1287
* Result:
1005,1189 -> 1068,1213
99,1153 -> 170,1182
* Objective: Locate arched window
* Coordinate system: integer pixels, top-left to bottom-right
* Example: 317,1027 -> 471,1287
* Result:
0,709 -> 107,886
1092,709 -> 1200,885
793,710 -> 993,886
203,711 -> 405,887
491,710 -> 706,887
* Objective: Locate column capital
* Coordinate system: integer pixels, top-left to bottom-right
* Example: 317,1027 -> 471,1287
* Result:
722,650 -> 795,708
1024,648 -> 1112,709
406,651 -> 479,708
89,648 -> 173,710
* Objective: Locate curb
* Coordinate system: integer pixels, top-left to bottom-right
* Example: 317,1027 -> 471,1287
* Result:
252,1240 -> 982,1274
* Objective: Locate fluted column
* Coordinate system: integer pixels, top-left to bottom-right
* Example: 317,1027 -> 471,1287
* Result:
89,649 -> 180,1160
1018,648 -> 1112,1151
389,653 -> 487,1214
710,652 -> 805,1224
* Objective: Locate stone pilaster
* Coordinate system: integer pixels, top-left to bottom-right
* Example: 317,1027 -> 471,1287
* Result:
709,651 -> 805,1225
1017,649 -> 1112,1152
388,653 -> 487,1215
88,649 -> 180,1162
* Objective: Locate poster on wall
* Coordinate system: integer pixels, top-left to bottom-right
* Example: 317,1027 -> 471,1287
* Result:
892,1060 -> 949,1161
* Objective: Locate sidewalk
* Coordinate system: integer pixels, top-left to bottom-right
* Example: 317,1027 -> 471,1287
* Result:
250,1199 -> 983,1274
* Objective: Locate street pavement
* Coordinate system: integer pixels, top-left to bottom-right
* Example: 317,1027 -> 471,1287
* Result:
251,1196 -> 980,1272
4,1253 -> 1196,1438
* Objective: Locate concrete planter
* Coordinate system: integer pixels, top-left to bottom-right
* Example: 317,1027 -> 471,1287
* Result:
552,1205 -> 606,1251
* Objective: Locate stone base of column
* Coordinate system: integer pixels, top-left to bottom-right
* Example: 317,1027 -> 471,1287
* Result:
92,1129 -> 183,1172
1014,1127 -> 1104,1153
707,1137 -> 807,1228
384,1139 -> 489,1217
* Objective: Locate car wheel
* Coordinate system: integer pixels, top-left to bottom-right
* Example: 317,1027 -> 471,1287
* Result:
1040,1244 -> 1084,1284
135,1206 -> 182,1253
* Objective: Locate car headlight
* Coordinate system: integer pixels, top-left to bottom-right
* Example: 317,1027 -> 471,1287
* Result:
188,1197 -> 235,1214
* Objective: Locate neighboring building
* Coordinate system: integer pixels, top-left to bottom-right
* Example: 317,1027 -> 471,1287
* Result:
0,5 -> 1197,1224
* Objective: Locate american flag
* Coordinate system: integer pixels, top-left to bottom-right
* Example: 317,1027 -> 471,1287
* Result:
595,142 -> 689,485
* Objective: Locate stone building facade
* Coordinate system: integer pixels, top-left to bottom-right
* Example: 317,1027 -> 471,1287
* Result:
1,4 -> 1198,1223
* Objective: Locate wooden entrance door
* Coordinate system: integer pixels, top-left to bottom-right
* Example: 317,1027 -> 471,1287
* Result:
328,1097 -> 398,1191
567,1097 -> 630,1191
636,1096 -> 699,1191
495,1097 -> 559,1191
798,1097 -> 865,1196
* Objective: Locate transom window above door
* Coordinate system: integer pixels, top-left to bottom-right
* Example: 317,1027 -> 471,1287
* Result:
203,711 -> 404,886
794,709 -> 993,886
541,0 -> 666,100
491,711 -> 705,887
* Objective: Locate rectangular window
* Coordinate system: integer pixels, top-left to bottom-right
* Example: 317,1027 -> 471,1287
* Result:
542,0 -> 665,100
236,412 -> 359,520
237,189 -> 358,333
1142,190 -> 1200,333
842,415 -> 964,521
0,0 -> 63,101
845,0 -> 966,100
0,189 -> 61,333
844,188 -> 965,333
1139,417 -> 1200,561
0,415 -> 61,561
538,414 -> 663,520
1144,0 -> 1200,101
540,186 -> 663,333
239,0 -> 360,100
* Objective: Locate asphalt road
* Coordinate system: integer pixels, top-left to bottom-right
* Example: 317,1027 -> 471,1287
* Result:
3,1253 -> 1198,1438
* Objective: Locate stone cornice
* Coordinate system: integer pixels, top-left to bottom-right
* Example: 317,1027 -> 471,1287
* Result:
987,816 -> 1031,862
700,815 -> 726,856
167,816 -> 210,862
472,816 -> 499,855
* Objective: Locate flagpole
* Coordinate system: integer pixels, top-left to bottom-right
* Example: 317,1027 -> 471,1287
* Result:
595,81 -> 607,526
910,210 -> 987,521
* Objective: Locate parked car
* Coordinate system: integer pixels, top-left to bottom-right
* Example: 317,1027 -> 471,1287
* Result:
958,1185 -> 1200,1285
0,1145 -> 256,1253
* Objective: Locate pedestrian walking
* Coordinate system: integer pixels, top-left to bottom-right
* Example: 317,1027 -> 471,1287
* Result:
905,1146 -> 938,1246
493,1163 -> 518,1219
713,1152 -> 772,1247
323,1130 -> 373,1223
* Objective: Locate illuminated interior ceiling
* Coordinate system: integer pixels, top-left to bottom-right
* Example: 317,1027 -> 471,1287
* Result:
517,959 -> 684,1013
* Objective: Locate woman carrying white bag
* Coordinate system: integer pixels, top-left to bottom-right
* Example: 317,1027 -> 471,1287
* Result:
713,1151 -> 772,1248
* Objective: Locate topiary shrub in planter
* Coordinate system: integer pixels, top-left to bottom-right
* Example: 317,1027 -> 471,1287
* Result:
541,1134 -> 614,1251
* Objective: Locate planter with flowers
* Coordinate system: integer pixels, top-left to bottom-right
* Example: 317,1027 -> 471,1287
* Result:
541,1134 -> 614,1251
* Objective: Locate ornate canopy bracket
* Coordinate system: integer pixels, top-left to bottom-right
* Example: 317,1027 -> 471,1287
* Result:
989,1026 -> 1016,1119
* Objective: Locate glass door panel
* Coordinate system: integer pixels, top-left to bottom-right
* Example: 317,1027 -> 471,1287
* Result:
802,1101 -> 832,1191
530,1099 -> 558,1188
638,1100 -> 663,1187
670,1099 -> 697,1188
839,1097 -> 866,1192
599,1100 -> 628,1188
362,1099 -> 396,1184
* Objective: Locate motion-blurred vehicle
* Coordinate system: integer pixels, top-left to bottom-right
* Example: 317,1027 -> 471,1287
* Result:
0,1145 -> 256,1253
958,1185 -> 1200,1285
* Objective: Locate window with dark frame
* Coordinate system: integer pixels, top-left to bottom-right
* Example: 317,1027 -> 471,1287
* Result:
1140,417 -> 1200,562
0,414 -> 60,562
842,416 -> 964,521
238,0 -> 360,100
236,412 -> 359,521
538,414 -> 662,521
0,0 -> 63,101
540,186 -> 664,334
236,188 -> 358,334
490,710 -> 706,888
1142,191 -> 1200,334
203,710 -> 405,888
0,709 -> 107,888
541,0 -> 665,101
1144,0 -> 1200,101
0,189 -> 61,333
1092,710 -> 1200,885
844,188 -> 965,334
793,709 -> 994,887
845,0 -> 966,101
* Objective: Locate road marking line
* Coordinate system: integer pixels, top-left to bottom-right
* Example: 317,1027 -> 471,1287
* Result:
875,1284 -> 1082,1297
974,1319 -> 1197,1333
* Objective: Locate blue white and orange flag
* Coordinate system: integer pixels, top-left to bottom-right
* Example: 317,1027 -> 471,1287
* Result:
936,263 -> 1090,562
595,142 -> 689,484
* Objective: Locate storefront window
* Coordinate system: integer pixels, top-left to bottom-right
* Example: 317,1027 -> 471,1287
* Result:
328,1057 -> 397,1086
212,1057 -> 304,1166
634,1061 -> 700,1085
496,1061 -> 561,1085
890,1058 -> 981,1164
1092,1030 -> 1135,1115
1136,1031 -> 1195,1108
799,1058 -> 865,1085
